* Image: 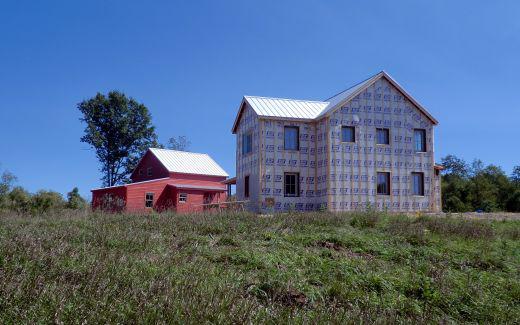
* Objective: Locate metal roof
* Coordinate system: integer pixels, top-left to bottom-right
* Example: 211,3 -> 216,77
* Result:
232,71 -> 438,133
149,148 -> 229,177
244,96 -> 328,120
316,72 -> 381,118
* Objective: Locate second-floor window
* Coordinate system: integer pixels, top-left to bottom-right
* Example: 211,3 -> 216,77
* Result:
242,132 -> 252,155
341,126 -> 355,142
376,128 -> 390,145
284,126 -> 299,150
414,129 -> 426,152
147,167 -> 152,176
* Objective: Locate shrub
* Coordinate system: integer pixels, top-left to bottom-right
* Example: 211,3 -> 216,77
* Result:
386,217 -> 429,245
7,186 -> 32,213
66,187 -> 88,210
350,213 -> 379,229
31,190 -> 66,214
505,190 -> 520,212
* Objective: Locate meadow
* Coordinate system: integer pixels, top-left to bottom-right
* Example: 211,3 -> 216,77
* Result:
0,211 -> 519,324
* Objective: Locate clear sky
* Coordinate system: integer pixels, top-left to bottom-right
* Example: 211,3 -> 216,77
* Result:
1,0 -> 519,198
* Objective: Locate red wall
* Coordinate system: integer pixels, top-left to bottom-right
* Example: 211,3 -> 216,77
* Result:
126,178 -> 174,212
92,186 -> 127,212
93,173 -> 227,213
130,151 -> 169,182
172,188 -> 227,213
169,172 -> 227,185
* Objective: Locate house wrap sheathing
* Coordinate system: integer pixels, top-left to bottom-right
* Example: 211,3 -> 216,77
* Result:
233,71 -> 442,213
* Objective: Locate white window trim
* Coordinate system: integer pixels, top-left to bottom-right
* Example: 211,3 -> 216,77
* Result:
145,192 -> 154,208
179,193 -> 188,203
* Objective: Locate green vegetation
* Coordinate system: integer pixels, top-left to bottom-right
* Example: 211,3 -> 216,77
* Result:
441,155 -> 520,212
0,168 -> 87,215
1,211 -> 518,323
77,91 -> 160,187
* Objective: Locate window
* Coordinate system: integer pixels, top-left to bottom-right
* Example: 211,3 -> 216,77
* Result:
242,132 -> 252,155
412,172 -> 424,196
147,167 -> 152,176
376,128 -> 390,145
244,175 -> 250,198
145,193 -> 154,208
376,172 -> 390,195
138,169 -> 143,176
284,173 -> 300,197
414,129 -> 426,152
284,126 -> 299,150
179,193 -> 188,203
341,126 -> 355,142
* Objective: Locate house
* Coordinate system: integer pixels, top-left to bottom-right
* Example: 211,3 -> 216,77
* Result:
91,148 -> 229,213
231,71 -> 442,213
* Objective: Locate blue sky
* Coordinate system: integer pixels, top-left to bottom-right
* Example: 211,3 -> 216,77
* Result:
1,0 -> 519,198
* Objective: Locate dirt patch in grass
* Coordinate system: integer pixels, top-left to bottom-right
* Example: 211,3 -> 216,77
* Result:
317,241 -> 375,260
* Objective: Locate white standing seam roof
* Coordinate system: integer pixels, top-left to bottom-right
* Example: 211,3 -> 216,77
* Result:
232,71 -> 438,133
149,148 -> 229,177
244,96 -> 328,120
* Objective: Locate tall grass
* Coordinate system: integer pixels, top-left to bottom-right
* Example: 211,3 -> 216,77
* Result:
0,210 -> 518,323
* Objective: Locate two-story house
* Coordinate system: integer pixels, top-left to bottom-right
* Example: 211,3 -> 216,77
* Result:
231,71 -> 442,213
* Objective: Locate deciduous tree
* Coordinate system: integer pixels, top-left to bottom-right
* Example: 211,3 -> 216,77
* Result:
78,91 -> 159,186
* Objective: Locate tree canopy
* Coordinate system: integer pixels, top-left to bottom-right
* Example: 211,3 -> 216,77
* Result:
441,155 -> 520,212
167,136 -> 191,151
78,91 -> 159,186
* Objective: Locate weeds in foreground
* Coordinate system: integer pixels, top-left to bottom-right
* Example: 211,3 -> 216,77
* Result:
0,210 -> 518,323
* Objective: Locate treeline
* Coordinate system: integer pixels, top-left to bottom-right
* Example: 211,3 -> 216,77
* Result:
0,169 -> 87,214
441,155 -> 520,212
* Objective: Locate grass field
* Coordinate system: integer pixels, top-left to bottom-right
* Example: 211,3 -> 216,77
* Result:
0,211 -> 519,323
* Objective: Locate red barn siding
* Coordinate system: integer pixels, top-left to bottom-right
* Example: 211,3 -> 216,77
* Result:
125,178 -> 174,212
92,174 -> 227,213
131,151 -> 169,182
91,186 -> 127,212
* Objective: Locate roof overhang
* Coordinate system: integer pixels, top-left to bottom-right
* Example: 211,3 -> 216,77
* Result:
91,177 -> 171,192
434,164 -> 445,170
231,71 -> 439,133
319,71 -> 439,125
168,184 -> 227,191
222,177 -> 236,185
232,98 -> 248,134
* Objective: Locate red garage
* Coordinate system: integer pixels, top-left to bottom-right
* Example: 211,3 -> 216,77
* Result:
91,148 -> 229,213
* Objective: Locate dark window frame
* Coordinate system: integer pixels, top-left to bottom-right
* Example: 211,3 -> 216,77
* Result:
147,167 -> 152,176
244,175 -> 250,198
412,172 -> 425,196
414,129 -> 427,152
179,193 -> 188,203
145,192 -> 154,208
284,172 -> 300,197
341,126 -> 356,143
284,126 -> 300,151
376,172 -> 391,195
376,128 -> 390,145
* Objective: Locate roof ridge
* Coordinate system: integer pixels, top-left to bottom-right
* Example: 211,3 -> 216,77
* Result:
245,95 -> 328,104
149,148 -> 209,156
324,71 -> 383,101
